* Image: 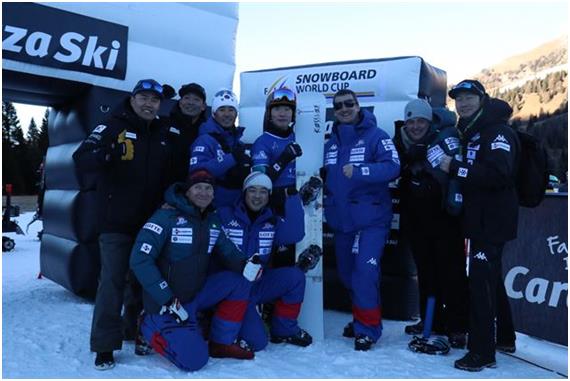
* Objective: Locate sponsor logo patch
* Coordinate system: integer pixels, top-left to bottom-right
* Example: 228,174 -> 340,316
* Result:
473,252 -> 488,261
125,131 -> 137,140
169,126 -> 180,135
444,137 -> 460,151
491,142 -> 510,152
351,147 -> 365,155
93,124 -> 107,133
176,217 -> 187,226
159,281 -> 168,289
458,167 -> 468,178
427,145 -> 445,167
140,243 -> 152,254
361,167 -> 370,176
193,146 -> 205,152
381,139 -> 396,152
143,222 -> 163,235
190,157 -> 198,165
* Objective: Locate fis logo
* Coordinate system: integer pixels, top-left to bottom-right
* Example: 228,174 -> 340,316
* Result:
473,252 -> 488,261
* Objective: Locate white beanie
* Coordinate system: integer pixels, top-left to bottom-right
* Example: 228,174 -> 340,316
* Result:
404,98 -> 432,122
212,89 -> 238,114
243,172 -> 272,193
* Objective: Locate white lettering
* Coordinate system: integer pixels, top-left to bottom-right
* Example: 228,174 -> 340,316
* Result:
25,31 -> 51,58
82,36 -> 107,68
54,32 -> 84,63
2,25 -> 27,53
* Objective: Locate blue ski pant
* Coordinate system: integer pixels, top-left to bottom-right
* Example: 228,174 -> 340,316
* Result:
140,271 -> 250,372
334,226 -> 390,342
239,267 -> 306,351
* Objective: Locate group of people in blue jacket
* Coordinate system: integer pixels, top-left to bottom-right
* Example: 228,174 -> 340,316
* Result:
75,76 -> 517,373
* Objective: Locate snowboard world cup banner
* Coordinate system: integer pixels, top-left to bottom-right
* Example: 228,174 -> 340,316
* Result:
2,2 -> 128,79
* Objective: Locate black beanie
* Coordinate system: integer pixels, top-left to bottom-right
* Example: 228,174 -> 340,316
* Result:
186,169 -> 215,187
178,83 -> 207,102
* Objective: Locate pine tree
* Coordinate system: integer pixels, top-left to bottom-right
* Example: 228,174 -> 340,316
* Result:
38,108 -> 49,155
2,101 -> 28,193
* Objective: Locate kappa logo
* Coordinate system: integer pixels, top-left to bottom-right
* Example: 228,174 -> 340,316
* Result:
493,134 -> 508,143
330,144 -> 338,151
262,222 -> 274,230
366,258 -> 378,266
255,151 -> 268,160
176,217 -> 187,226
473,252 -> 488,261
228,220 -> 241,228
355,139 -> 365,147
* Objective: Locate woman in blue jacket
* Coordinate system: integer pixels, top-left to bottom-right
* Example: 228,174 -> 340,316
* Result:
323,89 -> 400,351
217,172 -> 313,350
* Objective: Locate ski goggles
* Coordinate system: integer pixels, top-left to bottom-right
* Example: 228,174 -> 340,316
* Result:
333,100 -> 357,110
270,88 -> 296,103
133,79 -> 164,97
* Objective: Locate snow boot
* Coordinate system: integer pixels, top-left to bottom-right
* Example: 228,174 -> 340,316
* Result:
209,339 -> 254,360
354,335 -> 374,351
405,321 -> 424,335
496,342 -> 516,353
94,351 -> 115,370
270,329 -> 313,347
448,332 -> 467,349
454,352 -> 496,372
299,176 -> 323,205
343,322 -> 355,338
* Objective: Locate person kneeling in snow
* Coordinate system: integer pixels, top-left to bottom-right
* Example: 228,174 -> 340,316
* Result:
217,172 -> 316,350
128,170 -> 262,372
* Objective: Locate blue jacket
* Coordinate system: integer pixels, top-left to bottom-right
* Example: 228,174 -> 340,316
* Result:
251,129 -> 296,188
217,193 -> 305,266
129,183 -> 248,314
189,117 -> 247,206
323,110 -> 400,233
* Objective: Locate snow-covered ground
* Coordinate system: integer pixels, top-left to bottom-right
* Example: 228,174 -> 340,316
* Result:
2,213 -> 566,378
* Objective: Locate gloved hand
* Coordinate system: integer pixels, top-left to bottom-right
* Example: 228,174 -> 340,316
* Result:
231,146 -> 251,165
279,142 -> 303,164
117,130 -> 134,161
159,298 -> 189,324
299,176 -> 323,206
296,244 -> 323,273
211,133 -> 232,153
243,254 -> 263,282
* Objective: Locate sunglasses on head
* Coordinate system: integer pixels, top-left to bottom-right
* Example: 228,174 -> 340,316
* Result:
333,100 -> 357,110
271,88 -> 296,102
138,80 -> 163,94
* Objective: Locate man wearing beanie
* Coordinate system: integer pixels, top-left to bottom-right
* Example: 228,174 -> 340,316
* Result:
189,89 -> 251,207
129,169 -> 261,371
393,98 -> 469,349
216,172 -> 315,350
73,78 -> 175,370
440,79 -> 519,371
167,83 -> 208,183
323,89 -> 400,351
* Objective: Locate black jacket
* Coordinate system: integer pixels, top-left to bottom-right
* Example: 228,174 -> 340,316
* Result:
449,98 -> 519,244
395,120 -> 460,237
165,104 -> 206,184
73,99 -> 174,235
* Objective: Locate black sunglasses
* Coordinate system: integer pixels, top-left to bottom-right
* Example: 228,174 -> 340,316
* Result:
333,100 -> 357,110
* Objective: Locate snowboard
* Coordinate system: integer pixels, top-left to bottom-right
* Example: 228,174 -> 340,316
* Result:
294,92 -> 327,341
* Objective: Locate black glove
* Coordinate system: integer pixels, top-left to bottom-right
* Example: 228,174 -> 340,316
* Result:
299,176 -> 323,206
210,133 -> 232,153
159,298 -> 189,324
231,145 -> 251,165
296,245 -> 323,273
279,142 -> 303,163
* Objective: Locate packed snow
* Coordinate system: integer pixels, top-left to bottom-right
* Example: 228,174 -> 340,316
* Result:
2,213 -> 566,378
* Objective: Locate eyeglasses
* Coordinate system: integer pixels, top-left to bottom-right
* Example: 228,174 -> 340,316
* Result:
270,87 -> 296,103
137,80 -> 163,94
333,100 -> 357,110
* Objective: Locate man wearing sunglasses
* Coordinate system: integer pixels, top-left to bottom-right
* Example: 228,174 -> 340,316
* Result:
323,89 -> 400,351
73,78 -> 174,370
439,79 -> 519,372
189,89 -> 252,207
166,83 -> 208,184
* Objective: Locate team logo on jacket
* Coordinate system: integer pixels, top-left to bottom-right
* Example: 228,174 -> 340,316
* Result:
143,222 -> 163,235
253,150 -> 268,160
171,227 -> 192,244
473,251 -> 488,261
427,145 -> 445,167
159,281 -> 168,290
227,220 -> 241,228
190,157 -> 198,165
208,229 -> 220,254
262,222 -> 274,230
361,167 -> 370,176
93,124 -> 107,133
355,139 -> 365,147
330,144 -> 338,150
193,146 -> 205,152
140,243 -> 152,254
366,257 -> 378,266
444,137 -> 460,151
176,217 -> 187,226
169,126 -> 180,135
491,135 -> 510,152
457,167 -> 469,178
125,131 -> 137,140
216,149 -> 224,162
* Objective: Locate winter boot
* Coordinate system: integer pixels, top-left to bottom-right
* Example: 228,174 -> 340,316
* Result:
134,313 -> 154,356
496,342 -> 516,353
454,352 -> 496,372
209,339 -> 254,360
404,321 -> 424,335
94,351 -> 115,370
343,322 -> 355,338
354,335 -> 374,351
270,329 -> 313,347
448,332 -> 467,349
